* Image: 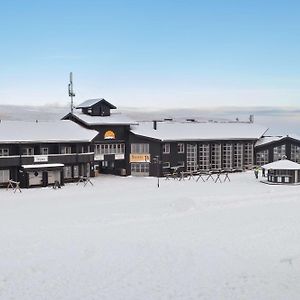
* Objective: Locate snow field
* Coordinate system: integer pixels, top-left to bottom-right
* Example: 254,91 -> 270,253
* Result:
0,172 -> 300,300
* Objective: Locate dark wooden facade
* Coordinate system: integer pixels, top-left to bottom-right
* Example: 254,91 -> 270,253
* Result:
255,136 -> 300,165
0,141 -> 94,188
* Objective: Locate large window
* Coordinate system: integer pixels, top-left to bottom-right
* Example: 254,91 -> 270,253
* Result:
163,143 -> 170,154
233,143 -> 243,169
131,163 -> 150,176
244,143 -> 253,168
61,146 -> 72,154
22,148 -> 34,156
177,143 -> 184,153
291,144 -> 300,163
40,147 -> 48,155
273,145 -> 286,161
162,162 -> 170,169
95,143 -> 125,155
0,169 -> 10,183
187,144 -> 197,171
211,144 -> 221,170
198,144 -> 210,170
222,144 -> 232,170
256,150 -> 269,166
131,143 -> 149,154
0,149 -> 9,156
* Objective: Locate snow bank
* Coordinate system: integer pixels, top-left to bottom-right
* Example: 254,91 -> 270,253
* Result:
0,172 -> 299,300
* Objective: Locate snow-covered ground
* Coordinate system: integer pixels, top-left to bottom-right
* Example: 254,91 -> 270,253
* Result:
0,172 -> 300,300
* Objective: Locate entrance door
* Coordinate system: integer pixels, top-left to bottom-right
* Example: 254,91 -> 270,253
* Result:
131,163 -> 150,176
48,170 -> 61,184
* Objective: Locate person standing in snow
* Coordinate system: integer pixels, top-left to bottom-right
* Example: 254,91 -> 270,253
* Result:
254,167 -> 259,179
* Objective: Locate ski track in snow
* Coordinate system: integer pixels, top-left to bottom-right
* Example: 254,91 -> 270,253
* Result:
0,172 -> 300,300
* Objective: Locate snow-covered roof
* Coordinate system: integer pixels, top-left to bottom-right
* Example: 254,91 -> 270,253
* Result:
77,98 -> 116,109
130,121 -> 268,141
262,159 -> 300,170
71,112 -> 138,126
256,134 -> 300,147
255,136 -> 284,147
0,120 -> 98,143
22,163 -> 64,169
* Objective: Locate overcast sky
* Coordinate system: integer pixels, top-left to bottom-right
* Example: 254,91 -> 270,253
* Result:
0,0 -> 300,108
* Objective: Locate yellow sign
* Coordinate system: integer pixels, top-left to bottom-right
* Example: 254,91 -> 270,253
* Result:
104,130 -> 116,140
130,154 -> 151,163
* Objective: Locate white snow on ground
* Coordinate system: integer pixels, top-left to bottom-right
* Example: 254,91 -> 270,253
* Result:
0,172 -> 300,300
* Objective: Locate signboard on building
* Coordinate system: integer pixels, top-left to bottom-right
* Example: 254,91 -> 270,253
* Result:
104,130 -> 116,140
130,154 -> 151,163
34,155 -> 48,163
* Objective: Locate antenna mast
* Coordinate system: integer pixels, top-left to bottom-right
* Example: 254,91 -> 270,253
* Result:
68,72 -> 75,113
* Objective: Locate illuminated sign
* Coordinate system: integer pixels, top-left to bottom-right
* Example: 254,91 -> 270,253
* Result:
130,154 -> 151,163
104,130 -> 116,140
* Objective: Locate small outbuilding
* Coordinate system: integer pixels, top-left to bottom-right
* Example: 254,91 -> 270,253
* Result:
261,159 -> 300,184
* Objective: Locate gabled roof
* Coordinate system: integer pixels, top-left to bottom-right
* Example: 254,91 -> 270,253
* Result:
262,159 -> 300,170
0,120 -> 98,143
76,98 -> 116,109
66,112 -> 138,126
130,121 -> 268,141
255,134 -> 300,147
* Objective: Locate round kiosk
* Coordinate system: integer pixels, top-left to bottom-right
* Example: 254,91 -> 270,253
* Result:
261,159 -> 300,184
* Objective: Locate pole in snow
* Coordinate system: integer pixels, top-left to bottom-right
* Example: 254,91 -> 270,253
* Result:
68,72 -> 75,114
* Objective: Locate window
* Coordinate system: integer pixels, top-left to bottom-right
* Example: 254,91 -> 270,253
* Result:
291,144 -> 300,163
95,143 -> 125,155
131,143 -> 149,154
0,149 -> 9,156
22,148 -> 34,156
0,169 -> 9,183
199,144 -> 210,170
177,161 -> 185,167
211,144 -> 222,170
131,163 -> 150,175
273,145 -> 286,161
233,143 -> 243,169
63,166 -> 72,178
40,147 -> 48,155
256,150 -> 268,166
222,144 -> 232,170
177,143 -> 184,153
162,162 -> 170,169
187,144 -> 198,171
61,146 -> 72,154
163,143 -> 170,154
244,143 -> 253,168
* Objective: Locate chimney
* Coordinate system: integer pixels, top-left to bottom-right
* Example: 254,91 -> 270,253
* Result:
153,120 -> 157,130
249,115 -> 254,123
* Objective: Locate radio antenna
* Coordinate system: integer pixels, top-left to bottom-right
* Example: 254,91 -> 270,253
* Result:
68,72 -> 75,113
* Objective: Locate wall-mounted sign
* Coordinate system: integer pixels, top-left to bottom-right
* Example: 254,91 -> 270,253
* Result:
34,155 -> 48,163
130,154 -> 151,163
104,130 -> 116,140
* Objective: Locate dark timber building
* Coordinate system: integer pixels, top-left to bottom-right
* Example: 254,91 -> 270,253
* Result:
62,98 -> 137,176
0,121 -> 97,188
1,98 -> 300,187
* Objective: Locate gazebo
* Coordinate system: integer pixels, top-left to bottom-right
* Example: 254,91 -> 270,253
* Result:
261,159 -> 300,184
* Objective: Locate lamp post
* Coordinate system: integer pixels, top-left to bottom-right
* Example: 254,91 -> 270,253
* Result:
153,155 -> 161,188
